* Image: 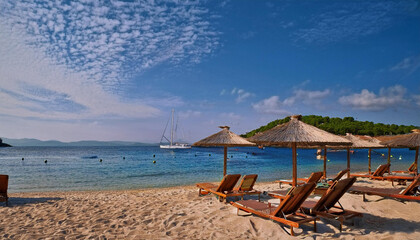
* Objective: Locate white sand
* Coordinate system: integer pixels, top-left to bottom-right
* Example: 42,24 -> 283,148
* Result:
1,179 -> 419,239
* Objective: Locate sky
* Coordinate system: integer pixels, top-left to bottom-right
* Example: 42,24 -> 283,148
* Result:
0,0 -> 420,143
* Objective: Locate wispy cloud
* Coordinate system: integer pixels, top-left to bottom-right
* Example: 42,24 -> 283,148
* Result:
0,22 -> 159,121
339,85 -> 409,111
390,55 -> 420,75
0,0 -> 219,123
413,95 -> 420,107
0,0 -> 220,89
240,31 -> 256,40
293,1 -> 418,44
231,88 -> 255,103
178,110 -> 202,119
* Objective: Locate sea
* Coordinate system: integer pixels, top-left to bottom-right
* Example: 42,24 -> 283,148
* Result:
0,146 -> 417,193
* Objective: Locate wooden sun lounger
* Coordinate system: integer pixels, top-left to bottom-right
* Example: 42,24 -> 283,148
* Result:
300,177 -> 362,232
349,175 -> 420,202
196,174 -> 260,202
393,162 -> 417,175
0,175 -> 9,206
380,174 -> 417,186
275,172 -> 323,188
231,183 -> 318,236
234,174 -> 261,199
350,164 -> 390,179
327,169 -> 350,184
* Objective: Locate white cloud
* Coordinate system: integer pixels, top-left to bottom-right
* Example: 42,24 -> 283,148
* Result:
231,88 -> 254,103
220,89 -> 227,95
283,89 -> 330,106
339,85 -> 408,111
252,88 -> 330,114
252,96 -> 290,115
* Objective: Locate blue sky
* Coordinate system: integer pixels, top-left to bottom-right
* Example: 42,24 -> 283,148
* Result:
0,0 -> 419,142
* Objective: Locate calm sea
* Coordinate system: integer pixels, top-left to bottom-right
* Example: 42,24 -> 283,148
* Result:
0,146 -> 416,193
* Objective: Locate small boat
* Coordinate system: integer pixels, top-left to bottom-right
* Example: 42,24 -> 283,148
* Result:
160,109 -> 191,149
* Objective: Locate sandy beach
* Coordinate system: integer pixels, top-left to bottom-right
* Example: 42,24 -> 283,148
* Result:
1,178 -> 419,240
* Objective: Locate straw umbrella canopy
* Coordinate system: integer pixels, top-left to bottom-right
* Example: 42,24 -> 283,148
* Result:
328,133 -> 385,177
248,115 -> 351,186
380,129 -> 420,175
193,126 -> 256,176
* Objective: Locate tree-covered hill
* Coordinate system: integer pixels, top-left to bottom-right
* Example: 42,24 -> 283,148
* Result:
241,115 -> 418,138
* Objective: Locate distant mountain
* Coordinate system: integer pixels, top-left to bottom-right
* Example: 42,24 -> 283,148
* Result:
1,138 -> 158,147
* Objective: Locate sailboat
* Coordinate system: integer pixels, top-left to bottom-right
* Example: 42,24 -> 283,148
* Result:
160,109 -> 191,149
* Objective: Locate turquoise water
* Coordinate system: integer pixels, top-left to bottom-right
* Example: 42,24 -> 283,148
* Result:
0,146 -> 417,193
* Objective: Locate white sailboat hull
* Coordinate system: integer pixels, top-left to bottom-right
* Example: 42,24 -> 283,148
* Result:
160,143 -> 191,149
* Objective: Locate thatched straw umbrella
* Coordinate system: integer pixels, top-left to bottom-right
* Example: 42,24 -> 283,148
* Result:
248,115 -> 351,186
380,129 -> 420,175
193,126 -> 256,176
329,133 -> 385,177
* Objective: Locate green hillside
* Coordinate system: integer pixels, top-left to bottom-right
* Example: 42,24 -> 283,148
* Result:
241,115 -> 418,138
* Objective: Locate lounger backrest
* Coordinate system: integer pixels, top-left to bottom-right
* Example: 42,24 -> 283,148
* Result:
0,175 -> 8,196
400,176 -> 420,195
408,162 -> 416,172
237,174 -> 258,192
312,177 -> 356,212
307,172 -> 323,183
373,164 -> 390,177
273,182 -> 316,216
216,174 -> 241,193
331,169 -> 350,182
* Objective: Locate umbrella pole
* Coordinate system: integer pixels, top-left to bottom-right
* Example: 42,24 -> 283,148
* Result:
387,147 -> 391,173
415,146 -> 419,175
292,143 -> 297,187
347,147 -> 351,178
223,146 -> 227,176
323,146 -> 327,179
368,148 -> 372,174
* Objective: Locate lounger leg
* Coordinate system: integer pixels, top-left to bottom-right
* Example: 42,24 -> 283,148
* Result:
198,189 -> 202,196
362,193 -> 366,202
290,227 -> 294,236
314,219 -> 317,233
340,220 -> 343,232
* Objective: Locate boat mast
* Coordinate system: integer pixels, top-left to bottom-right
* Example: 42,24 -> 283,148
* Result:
170,109 -> 174,146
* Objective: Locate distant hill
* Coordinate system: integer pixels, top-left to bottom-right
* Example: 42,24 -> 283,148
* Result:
1,138 -> 158,147
241,115 -> 419,138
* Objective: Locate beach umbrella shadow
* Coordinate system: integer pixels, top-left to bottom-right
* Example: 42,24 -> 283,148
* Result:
4,197 -> 63,206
